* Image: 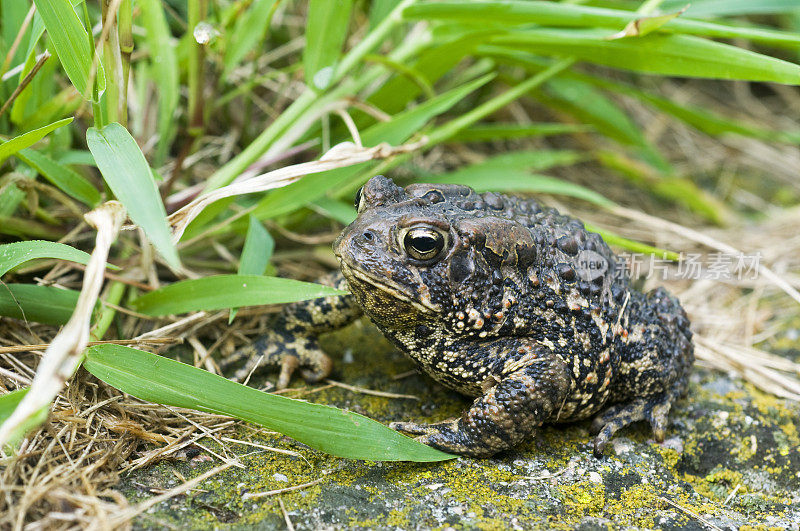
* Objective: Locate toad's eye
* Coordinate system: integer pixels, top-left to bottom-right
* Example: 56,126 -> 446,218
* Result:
354,186 -> 364,212
403,226 -> 447,262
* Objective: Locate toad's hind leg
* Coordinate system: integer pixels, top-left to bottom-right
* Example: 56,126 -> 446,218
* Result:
590,387 -> 681,456
392,343 -> 571,457
221,271 -> 361,389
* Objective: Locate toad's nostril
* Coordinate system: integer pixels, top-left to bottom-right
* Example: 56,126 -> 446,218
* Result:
362,231 -> 374,241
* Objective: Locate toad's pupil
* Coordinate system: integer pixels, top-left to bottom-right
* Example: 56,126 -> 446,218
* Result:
404,229 -> 444,261
411,235 -> 437,253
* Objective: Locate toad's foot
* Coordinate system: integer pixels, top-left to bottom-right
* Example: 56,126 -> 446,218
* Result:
221,271 -> 360,389
223,332 -> 332,390
389,419 -> 458,436
392,345 -> 570,457
590,389 -> 679,456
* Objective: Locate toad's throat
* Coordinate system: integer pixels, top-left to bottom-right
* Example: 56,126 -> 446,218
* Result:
339,261 -> 439,314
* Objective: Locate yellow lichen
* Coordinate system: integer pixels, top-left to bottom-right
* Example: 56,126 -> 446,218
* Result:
779,421 -> 799,444
603,483 -> 659,526
653,444 -> 681,469
557,481 -> 605,516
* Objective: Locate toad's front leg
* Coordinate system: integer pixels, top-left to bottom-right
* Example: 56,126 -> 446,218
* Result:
392,341 -> 571,457
222,271 -> 361,388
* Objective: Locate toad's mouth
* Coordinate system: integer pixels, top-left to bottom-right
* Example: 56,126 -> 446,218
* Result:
338,261 -> 439,314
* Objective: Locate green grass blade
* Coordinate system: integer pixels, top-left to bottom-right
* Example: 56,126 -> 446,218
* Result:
310,197 -> 358,225
0,388 -> 49,450
0,284 -> 80,325
661,0 -> 800,17
428,171 -> 615,208
457,150 -> 586,172
0,216 -> 65,240
541,64 -> 800,142
478,50 -> 659,153
223,0 -> 282,80
611,9 -> 685,39
600,79 -> 800,143
204,0 -> 418,192
651,177 -> 732,226
424,59 -> 575,146
491,29 -> 800,84
138,0 -> 178,164
17,87 -> 83,134
239,216 -> 274,276
542,77 -> 669,171
129,275 -> 346,316
363,54 -> 436,99
1,0 -> 31,70
229,217 -> 274,323
596,150 -> 731,225
25,12 -> 46,60
24,0 -> 82,60
179,197 -> 237,243
369,0 -> 402,30
32,0 -> 105,100
585,224 -> 680,261
368,32 -> 497,115
330,59 -> 576,201
86,123 -> 180,269
84,344 -> 454,462
406,1 -> 800,47
304,0 -> 354,90
450,123 -> 591,142
661,19 -> 800,49
9,49 -> 45,126
0,118 -> 73,164
0,388 -> 29,426
0,185 -> 25,218
405,1 -> 634,26
55,150 -> 97,167
490,48 -> 800,144
251,74 -> 495,220
0,240 -> 118,277
15,148 -> 101,206
359,73 -> 494,144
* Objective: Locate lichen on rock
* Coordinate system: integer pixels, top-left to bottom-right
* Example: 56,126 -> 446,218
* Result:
121,325 -> 800,529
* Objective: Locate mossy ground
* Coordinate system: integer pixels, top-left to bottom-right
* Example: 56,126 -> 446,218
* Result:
121,323 -> 800,530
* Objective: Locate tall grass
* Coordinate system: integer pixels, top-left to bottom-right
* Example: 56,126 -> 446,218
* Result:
1,0 -> 799,459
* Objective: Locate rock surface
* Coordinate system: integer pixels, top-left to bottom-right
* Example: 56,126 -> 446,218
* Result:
122,323 -> 800,529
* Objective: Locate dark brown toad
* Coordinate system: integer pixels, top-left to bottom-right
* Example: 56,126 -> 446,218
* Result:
229,175 -> 694,457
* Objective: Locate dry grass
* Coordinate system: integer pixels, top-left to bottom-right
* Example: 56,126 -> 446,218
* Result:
1,76 -> 799,529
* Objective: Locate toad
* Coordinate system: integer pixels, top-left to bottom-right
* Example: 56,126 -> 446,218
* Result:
229,176 -> 694,457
